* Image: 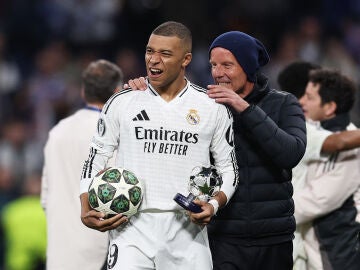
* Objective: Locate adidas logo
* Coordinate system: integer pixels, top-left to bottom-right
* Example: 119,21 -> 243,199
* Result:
132,110 -> 150,121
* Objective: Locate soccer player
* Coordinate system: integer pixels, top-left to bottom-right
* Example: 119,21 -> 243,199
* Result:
41,60 -> 123,270
80,21 -> 238,270
294,69 -> 360,270
278,61 -> 360,270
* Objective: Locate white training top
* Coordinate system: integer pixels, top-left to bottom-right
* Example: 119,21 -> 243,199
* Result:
41,108 -> 109,270
292,121 -> 331,192
80,80 -> 238,211
292,121 -> 331,267
294,122 -> 360,270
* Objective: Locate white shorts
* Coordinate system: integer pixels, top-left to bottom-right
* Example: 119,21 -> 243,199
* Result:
106,211 -> 212,270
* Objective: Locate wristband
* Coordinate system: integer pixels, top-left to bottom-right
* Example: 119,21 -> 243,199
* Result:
208,199 -> 219,216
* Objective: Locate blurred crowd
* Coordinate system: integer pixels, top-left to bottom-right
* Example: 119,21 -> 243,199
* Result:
0,0 -> 360,269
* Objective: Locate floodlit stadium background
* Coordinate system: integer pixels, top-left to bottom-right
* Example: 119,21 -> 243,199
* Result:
0,1 -> 360,269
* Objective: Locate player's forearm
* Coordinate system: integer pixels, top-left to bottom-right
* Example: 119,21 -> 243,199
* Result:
218,167 -> 238,206
322,130 -> 360,153
80,193 -> 92,215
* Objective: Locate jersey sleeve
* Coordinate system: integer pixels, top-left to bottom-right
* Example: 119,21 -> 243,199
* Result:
303,122 -> 331,163
79,97 -> 122,194
210,105 -> 238,203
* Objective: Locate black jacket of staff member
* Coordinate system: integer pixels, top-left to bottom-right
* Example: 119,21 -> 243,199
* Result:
207,31 -> 306,270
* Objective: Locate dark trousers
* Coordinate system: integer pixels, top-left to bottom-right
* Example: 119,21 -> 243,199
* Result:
210,238 -> 293,270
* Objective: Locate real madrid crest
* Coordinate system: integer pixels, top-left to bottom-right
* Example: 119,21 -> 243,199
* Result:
97,118 -> 106,136
186,109 -> 200,125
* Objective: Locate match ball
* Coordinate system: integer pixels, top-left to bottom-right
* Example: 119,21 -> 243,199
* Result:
88,167 -> 144,217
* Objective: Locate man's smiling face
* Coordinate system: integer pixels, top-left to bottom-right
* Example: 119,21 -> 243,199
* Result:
210,47 -> 248,97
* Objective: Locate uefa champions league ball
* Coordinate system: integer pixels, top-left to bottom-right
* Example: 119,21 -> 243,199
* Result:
188,166 -> 223,201
88,167 -> 144,217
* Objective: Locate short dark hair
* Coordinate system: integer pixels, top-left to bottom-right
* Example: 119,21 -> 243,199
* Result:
277,61 -> 321,99
82,60 -> 123,104
309,69 -> 356,114
152,21 -> 192,52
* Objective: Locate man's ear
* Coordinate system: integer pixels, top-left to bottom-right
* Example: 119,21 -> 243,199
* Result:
324,101 -> 337,117
182,52 -> 192,68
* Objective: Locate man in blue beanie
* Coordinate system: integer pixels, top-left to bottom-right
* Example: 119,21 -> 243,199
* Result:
206,31 -> 306,270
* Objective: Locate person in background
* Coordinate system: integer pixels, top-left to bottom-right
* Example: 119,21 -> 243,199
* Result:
294,68 -> 360,270
278,60 -> 360,270
1,172 -> 46,270
41,59 -> 123,270
0,118 -> 43,196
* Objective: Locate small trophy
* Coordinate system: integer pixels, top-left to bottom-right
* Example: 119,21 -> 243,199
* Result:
174,166 -> 223,213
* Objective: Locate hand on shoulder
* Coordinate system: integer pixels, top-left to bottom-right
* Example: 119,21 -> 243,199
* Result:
123,77 -> 147,90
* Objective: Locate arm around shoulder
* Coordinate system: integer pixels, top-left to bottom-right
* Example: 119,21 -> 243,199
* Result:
322,129 -> 360,153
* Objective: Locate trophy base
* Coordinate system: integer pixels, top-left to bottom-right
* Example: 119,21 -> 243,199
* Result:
174,193 -> 202,213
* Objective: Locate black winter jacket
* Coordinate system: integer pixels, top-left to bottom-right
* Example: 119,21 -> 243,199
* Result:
208,74 -> 306,246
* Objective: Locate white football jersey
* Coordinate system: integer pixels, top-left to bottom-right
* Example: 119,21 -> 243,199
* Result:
81,80 -> 238,211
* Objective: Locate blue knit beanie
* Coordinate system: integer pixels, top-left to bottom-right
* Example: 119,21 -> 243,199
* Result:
209,31 -> 270,82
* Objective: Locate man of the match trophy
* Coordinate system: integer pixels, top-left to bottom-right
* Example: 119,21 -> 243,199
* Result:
174,166 -> 223,213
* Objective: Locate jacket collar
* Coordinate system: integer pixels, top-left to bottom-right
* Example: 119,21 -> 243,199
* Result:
321,113 -> 350,132
244,73 -> 270,105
